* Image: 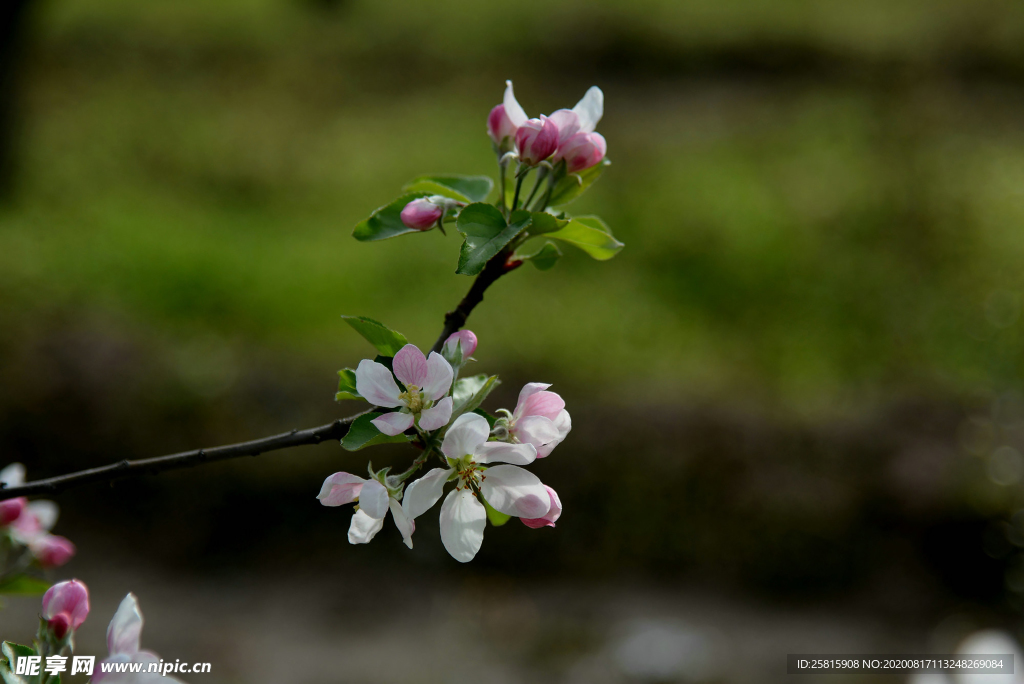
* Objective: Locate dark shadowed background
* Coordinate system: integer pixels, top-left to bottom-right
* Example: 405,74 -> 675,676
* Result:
3,0 -> 1024,682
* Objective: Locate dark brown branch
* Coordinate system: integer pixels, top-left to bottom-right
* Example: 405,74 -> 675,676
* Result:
0,412 -> 371,500
1,250 -> 516,502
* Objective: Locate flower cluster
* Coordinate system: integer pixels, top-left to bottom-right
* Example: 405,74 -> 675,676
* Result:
0,463 -> 76,569
320,330 -> 567,562
1,579 -> 183,683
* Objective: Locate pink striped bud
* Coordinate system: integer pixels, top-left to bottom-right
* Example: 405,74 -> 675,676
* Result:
443,330 -> 478,358
521,486 -> 562,528
0,497 -> 25,525
556,132 -> 607,173
42,579 -> 90,640
514,116 -> 559,166
31,534 -> 76,568
487,105 -> 517,149
400,198 -> 444,231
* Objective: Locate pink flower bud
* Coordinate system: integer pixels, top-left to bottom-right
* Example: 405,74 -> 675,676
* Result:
487,105 -> 517,147
0,497 -> 25,525
42,579 -> 89,640
31,534 -> 76,568
521,486 -> 562,528
443,330 -> 478,358
400,198 -> 443,231
556,132 -> 607,173
514,116 -> 559,166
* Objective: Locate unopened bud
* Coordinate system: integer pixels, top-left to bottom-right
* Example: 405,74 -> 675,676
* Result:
556,132 -> 607,174
514,116 -> 559,166
41,579 -> 90,641
443,330 -> 478,359
487,105 -> 517,151
0,497 -> 25,525
31,534 -> 76,568
400,198 -> 444,231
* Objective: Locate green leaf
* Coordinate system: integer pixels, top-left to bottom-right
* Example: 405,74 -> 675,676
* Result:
546,216 -> 624,261
403,175 -> 493,203
353,192 -> 431,242
472,408 -> 498,428
335,369 -> 363,402
0,576 -> 50,596
527,212 -> 569,235
341,316 -> 409,357
341,413 -> 412,451
451,375 -> 500,421
1,642 -> 35,684
455,204 -> 531,276
515,241 -> 562,271
483,498 -> 511,527
547,161 -> 609,207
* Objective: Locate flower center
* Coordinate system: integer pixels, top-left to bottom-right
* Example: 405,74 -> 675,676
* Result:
456,456 -> 482,488
399,384 -> 424,412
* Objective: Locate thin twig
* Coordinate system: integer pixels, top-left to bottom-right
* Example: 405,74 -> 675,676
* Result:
1,250 -> 516,502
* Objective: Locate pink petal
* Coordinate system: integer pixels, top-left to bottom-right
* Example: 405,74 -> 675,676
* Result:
419,396 -> 453,431
371,411 -> 415,436
547,108 -> 580,144
29,534 -> 76,568
519,390 -> 565,421
422,352 -> 454,400
317,472 -> 365,506
521,486 -> 562,528
393,344 -> 428,388
354,359 -> 403,408
515,382 -> 551,416
42,579 -> 90,627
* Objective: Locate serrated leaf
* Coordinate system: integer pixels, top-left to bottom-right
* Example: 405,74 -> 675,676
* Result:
403,175 -> 493,203
1,642 -> 35,684
451,375 -> 500,421
546,216 -> 624,261
341,316 -> 409,357
353,192 -> 431,242
515,241 -> 562,271
455,204 -> 531,276
482,498 -> 512,527
547,161 -> 609,207
0,576 -> 50,596
335,369 -> 363,402
527,212 -> 569,235
341,413 -> 412,451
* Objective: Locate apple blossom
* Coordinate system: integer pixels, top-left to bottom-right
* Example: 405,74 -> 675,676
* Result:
400,197 -> 444,230
556,131 -> 607,173
354,344 -> 454,436
0,462 -> 76,567
501,80 -> 604,151
30,534 -> 77,568
401,413 -> 550,562
317,471 -> 415,548
521,485 -> 562,528
514,116 -> 559,166
487,104 -> 517,151
0,496 -> 24,525
494,383 -> 571,458
41,579 -> 90,641
93,593 -> 185,684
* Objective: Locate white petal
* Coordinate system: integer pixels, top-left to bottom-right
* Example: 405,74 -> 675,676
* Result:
572,86 -> 604,133
475,441 -> 537,466
358,480 -> 389,519
515,415 -> 561,448
0,463 -> 25,487
422,352 -> 454,400
317,472 -> 365,506
107,593 -> 143,656
536,409 -> 572,458
26,500 -> 58,532
402,467 -> 452,519
480,465 -> 550,518
419,396 -> 453,431
354,359 -> 403,408
372,411 -> 415,436
503,80 -> 529,127
392,344 -> 428,388
389,498 -> 416,549
441,413 -> 490,461
348,509 -> 384,544
439,488 -> 486,563
547,108 -> 581,144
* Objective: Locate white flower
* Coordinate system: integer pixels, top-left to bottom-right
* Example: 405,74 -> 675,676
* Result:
355,344 -> 454,436
317,472 -> 415,548
401,413 -> 550,562
505,383 -> 571,458
93,593 -> 184,683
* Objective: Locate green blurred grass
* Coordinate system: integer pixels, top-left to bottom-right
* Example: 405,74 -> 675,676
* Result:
2,0 -> 1024,414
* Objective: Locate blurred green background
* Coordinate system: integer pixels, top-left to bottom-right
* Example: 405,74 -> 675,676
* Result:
4,0 -> 1024,681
